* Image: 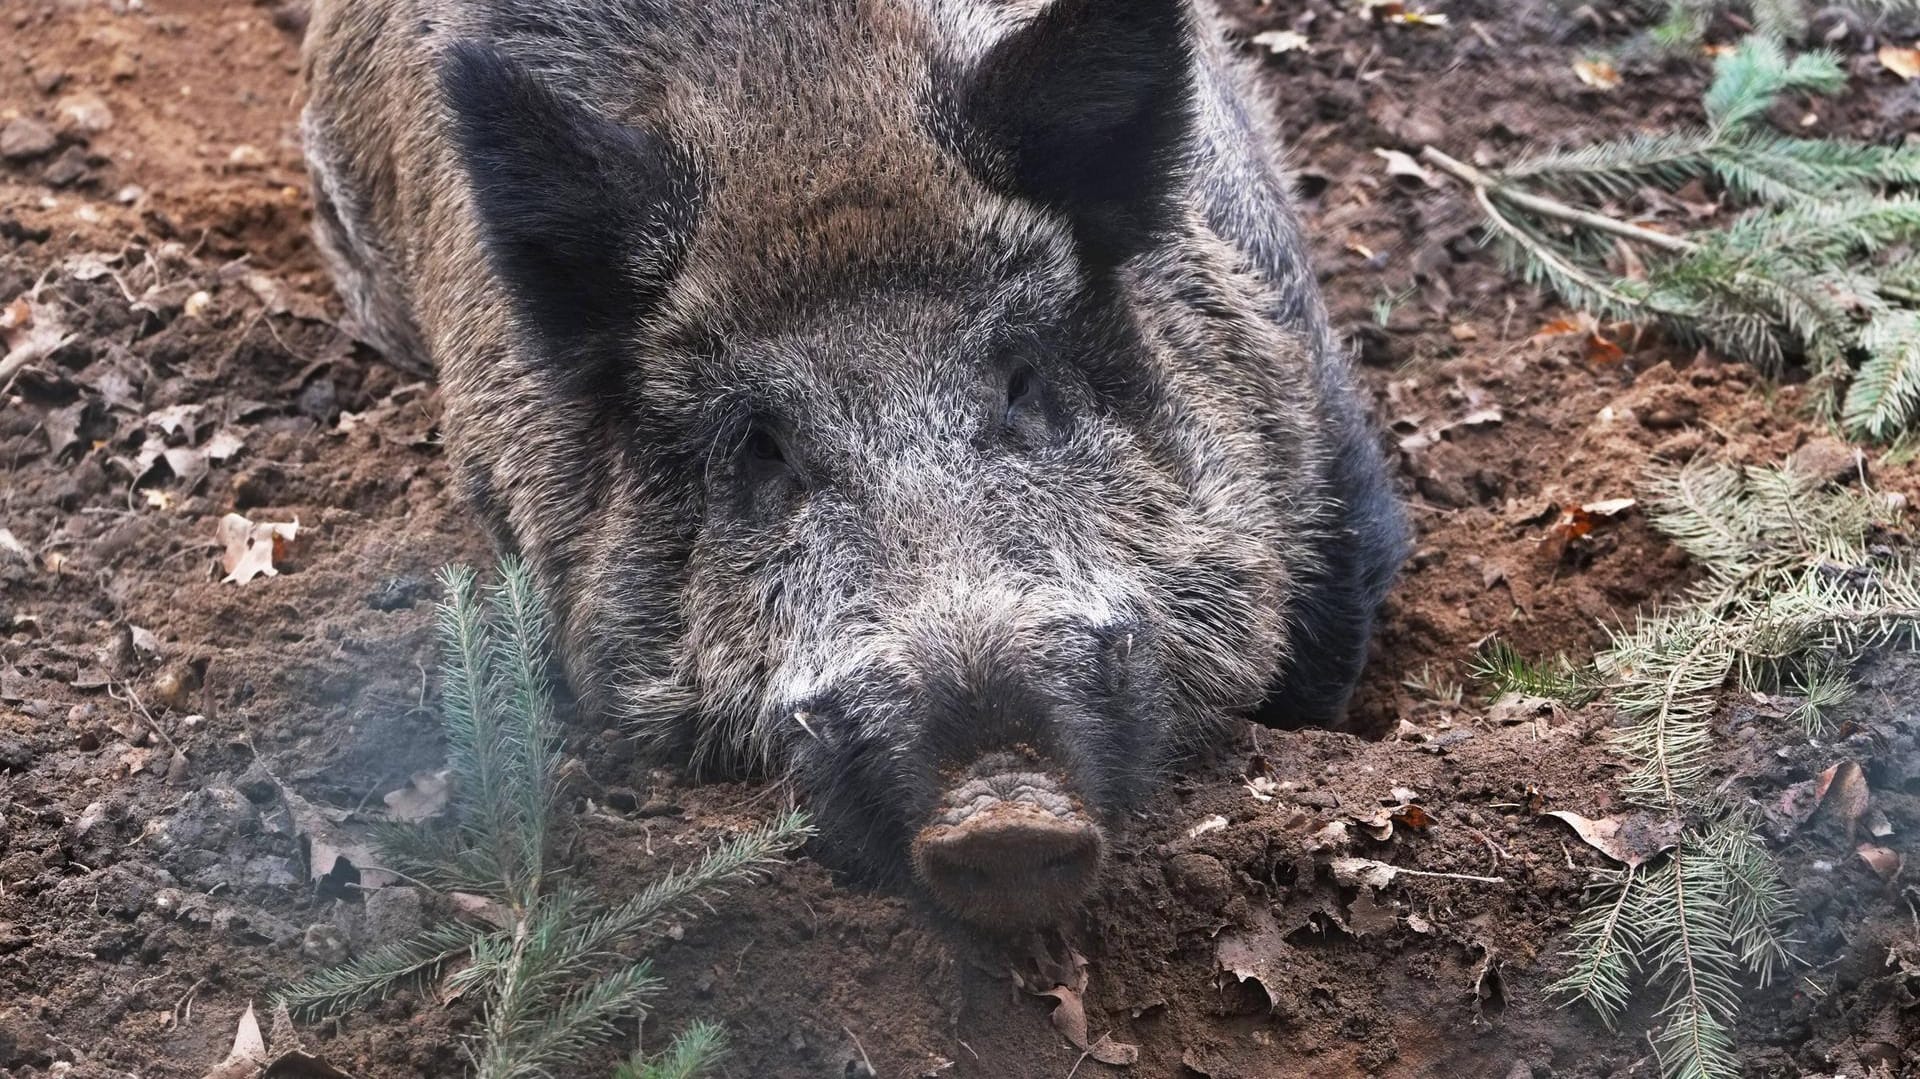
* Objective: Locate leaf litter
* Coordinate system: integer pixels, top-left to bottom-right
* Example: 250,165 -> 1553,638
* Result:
1011,939 -> 1139,1067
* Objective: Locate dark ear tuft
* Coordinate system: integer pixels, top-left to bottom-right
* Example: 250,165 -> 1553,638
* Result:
440,43 -> 696,389
960,0 -> 1196,265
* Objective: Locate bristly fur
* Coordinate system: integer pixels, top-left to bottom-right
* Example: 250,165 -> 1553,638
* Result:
300,0 -> 1408,884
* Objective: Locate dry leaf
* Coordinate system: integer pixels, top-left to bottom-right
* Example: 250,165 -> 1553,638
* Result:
1038,987 -> 1138,1066
1547,810 -> 1681,868
449,891 -> 513,928
1,298 -> 74,379
148,403 -> 205,439
1532,315 -> 1585,339
1012,942 -> 1140,1067
382,769 -> 451,823
1374,147 -> 1437,187
1330,856 -> 1504,888
279,783 -> 396,890
0,528 -> 30,564
1331,856 -> 1403,889
203,1003 -> 269,1079
1187,814 -> 1228,839
1354,807 -> 1395,842
1215,906 -> 1291,1012
1306,819 -> 1352,852
218,513 -> 300,585
1583,332 -> 1626,364
1250,29 -> 1310,54
1857,842 -> 1902,880
1865,809 -> 1894,838
1583,497 -> 1637,517
1393,804 -> 1435,831
1878,44 -> 1920,80
1573,58 -> 1621,90
1815,760 -> 1870,838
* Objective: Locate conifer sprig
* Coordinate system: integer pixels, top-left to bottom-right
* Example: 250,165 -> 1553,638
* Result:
1627,0 -> 1920,54
276,558 -> 811,1079
1425,37 -> 1920,439
1486,457 -> 1914,1079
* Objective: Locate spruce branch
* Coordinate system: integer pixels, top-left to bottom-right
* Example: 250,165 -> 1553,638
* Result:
277,920 -> 490,1021
1427,35 -> 1920,438
1485,454 -> 1908,1078
1548,866 -> 1645,1029
277,559 -> 812,1077
613,1022 -> 728,1079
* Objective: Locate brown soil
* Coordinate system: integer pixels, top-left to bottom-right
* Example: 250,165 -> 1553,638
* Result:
2,1 -> 1917,1077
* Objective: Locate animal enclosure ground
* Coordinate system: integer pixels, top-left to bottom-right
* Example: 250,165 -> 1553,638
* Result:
2,1 -> 1917,1077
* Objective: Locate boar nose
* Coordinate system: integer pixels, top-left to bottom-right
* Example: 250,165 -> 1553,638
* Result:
910,765 -> 1104,928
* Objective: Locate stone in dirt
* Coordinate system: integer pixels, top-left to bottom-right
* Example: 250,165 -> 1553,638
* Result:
0,117 -> 57,161
1787,436 -> 1868,487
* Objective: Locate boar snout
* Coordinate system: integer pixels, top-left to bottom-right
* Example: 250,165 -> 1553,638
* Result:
911,756 -> 1105,927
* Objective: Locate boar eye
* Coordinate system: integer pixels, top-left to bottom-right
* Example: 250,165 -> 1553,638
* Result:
1005,366 -> 1038,417
745,427 -> 785,465
1003,364 -> 1058,446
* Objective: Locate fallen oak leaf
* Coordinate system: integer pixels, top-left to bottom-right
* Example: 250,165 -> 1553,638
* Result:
1546,810 -> 1681,868
1250,29 -> 1310,53
218,513 -> 300,585
1583,332 -> 1626,365
278,782 -> 397,890
1037,986 -> 1138,1066
1392,803 -> 1435,832
1879,44 -> 1920,80
1215,906 -> 1292,1014
1573,57 -> 1622,89
1815,760 -> 1870,839
381,769 -> 451,823
0,528 -> 30,564
1187,814 -> 1228,839
1,297 -> 74,382
1582,497 -> 1637,517
203,1002 -> 268,1079
1857,843 -> 1902,881
1374,147 -> 1438,187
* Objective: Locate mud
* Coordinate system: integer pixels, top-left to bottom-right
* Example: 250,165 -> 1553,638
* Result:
2,1 -> 1917,1076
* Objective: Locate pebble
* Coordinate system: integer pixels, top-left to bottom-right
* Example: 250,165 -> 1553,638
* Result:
0,118 -> 57,162
1167,852 -> 1231,912
1786,435 -> 1867,487
301,923 -> 350,965
54,94 -> 112,137
360,886 -> 428,945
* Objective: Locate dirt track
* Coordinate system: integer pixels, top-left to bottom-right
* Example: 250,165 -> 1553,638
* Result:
2,0 -> 1917,1076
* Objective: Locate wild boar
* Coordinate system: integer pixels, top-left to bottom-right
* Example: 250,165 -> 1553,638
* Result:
300,0 -> 1407,926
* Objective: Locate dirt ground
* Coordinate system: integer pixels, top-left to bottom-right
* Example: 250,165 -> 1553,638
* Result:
2,0 -> 1917,1076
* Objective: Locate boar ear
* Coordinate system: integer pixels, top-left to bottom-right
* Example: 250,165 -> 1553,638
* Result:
440,43 -> 695,384
960,0 -> 1196,265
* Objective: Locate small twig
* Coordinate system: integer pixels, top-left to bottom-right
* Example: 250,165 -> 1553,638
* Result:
1390,865 -> 1508,885
170,977 -> 208,1030
1420,146 -> 1701,255
844,1027 -> 875,1075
